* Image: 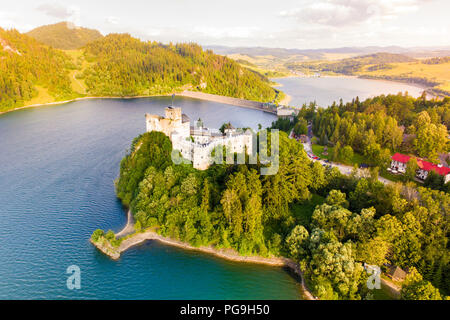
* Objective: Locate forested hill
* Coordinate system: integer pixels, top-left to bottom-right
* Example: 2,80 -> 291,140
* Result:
27,22 -> 103,50
288,52 -> 416,75
0,28 -> 76,111
0,29 -> 279,113
81,34 -> 278,99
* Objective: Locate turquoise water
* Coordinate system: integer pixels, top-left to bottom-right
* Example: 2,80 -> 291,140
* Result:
274,76 -> 424,107
0,96 -> 303,299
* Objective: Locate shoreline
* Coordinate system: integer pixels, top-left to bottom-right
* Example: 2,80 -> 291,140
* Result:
274,74 -> 432,95
0,94 -> 172,116
91,228 -> 316,300
278,94 -> 292,106
0,90 -> 279,116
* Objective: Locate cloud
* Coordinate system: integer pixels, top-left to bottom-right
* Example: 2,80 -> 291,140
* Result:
192,26 -> 259,39
279,0 -> 432,27
36,2 -> 80,26
36,2 -> 72,19
106,16 -> 119,25
0,11 -> 34,31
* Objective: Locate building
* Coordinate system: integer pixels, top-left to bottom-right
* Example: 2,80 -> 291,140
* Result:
277,106 -> 298,120
146,107 -> 253,170
387,265 -> 407,282
389,153 -> 410,174
388,153 -> 450,184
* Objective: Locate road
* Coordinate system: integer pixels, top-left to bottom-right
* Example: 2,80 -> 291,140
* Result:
294,125 -> 392,185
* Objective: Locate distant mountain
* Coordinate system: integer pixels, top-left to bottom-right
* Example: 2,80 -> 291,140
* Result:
287,52 -> 417,75
27,22 -> 103,50
207,45 -> 450,60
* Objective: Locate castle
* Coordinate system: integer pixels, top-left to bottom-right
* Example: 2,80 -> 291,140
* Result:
146,107 -> 253,170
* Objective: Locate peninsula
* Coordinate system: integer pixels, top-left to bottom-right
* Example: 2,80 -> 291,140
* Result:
91,94 -> 449,300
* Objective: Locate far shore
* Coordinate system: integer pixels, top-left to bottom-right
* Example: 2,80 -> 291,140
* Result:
0,94 -> 172,116
273,74 -> 433,95
0,90 -> 282,116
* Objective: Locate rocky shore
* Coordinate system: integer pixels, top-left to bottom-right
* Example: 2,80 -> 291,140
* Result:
91,227 -> 316,300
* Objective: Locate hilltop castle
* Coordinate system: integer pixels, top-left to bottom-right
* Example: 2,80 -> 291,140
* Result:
146,107 -> 253,170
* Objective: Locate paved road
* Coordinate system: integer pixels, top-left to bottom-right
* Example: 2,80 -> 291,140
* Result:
295,125 -> 392,185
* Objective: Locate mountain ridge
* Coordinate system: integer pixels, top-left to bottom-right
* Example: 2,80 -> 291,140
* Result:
27,21 -> 104,50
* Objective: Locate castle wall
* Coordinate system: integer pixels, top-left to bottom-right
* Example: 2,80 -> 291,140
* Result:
146,107 -> 253,170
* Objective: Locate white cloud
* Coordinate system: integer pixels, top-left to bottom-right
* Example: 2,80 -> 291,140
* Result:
192,26 -> 259,39
106,16 -> 119,25
279,0 -> 432,27
0,11 -> 34,31
36,2 -> 80,26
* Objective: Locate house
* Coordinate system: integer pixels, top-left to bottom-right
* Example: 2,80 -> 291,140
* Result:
146,106 -> 253,170
277,107 -> 298,120
389,153 -> 411,174
416,158 -> 450,183
388,153 -> 450,184
387,266 -> 407,282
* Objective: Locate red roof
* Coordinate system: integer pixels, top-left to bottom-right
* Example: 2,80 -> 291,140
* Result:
417,159 -> 450,176
392,153 -> 450,176
392,153 -> 411,163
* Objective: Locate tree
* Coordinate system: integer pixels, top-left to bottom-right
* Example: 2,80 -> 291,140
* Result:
325,190 -> 349,208
339,145 -> 354,164
413,111 -> 448,162
311,204 -> 352,241
306,230 -> 366,300
356,237 -> 389,266
91,229 -> 104,242
105,230 -> 115,241
423,170 -> 445,190
404,158 -> 419,182
332,142 -> 341,162
286,225 -> 309,261
293,117 -> 308,136
402,280 -> 442,300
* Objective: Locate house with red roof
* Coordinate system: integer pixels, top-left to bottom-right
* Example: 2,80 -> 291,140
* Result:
388,153 -> 450,184
389,153 -> 411,174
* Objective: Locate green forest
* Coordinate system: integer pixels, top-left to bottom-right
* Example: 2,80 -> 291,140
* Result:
0,27 -> 278,113
99,121 -> 449,300
287,53 -> 415,75
0,28 -> 77,112
272,93 -> 450,191
26,22 -> 103,50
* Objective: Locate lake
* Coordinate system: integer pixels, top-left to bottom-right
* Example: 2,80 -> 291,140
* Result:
0,75 -> 421,299
0,96 -> 306,299
273,76 -> 424,107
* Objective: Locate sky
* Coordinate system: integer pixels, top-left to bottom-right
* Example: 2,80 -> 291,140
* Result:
0,0 -> 449,49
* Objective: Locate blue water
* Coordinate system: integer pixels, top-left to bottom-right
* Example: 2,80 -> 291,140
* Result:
0,96 -> 305,299
274,76 -> 424,107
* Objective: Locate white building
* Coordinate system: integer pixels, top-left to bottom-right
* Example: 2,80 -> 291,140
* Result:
388,153 -> 450,184
146,107 -> 253,170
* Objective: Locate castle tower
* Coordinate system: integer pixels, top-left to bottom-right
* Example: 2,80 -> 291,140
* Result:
165,107 -> 182,123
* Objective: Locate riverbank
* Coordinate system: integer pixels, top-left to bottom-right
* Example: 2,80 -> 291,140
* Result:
91,227 -> 316,300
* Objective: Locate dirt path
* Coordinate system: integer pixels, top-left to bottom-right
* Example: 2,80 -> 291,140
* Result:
115,210 -> 134,238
